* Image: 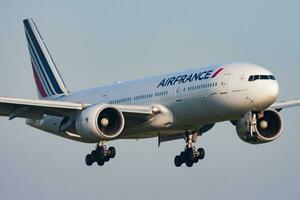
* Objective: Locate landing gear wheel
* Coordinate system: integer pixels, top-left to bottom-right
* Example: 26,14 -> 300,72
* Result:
197,148 -> 205,160
174,155 -> 182,167
97,159 -> 105,166
108,146 -> 116,158
85,154 -> 93,166
192,156 -> 199,164
252,133 -> 258,142
173,131 -> 207,167
179,152 -> 185,161
186,160 -> 193,167
85,143 -> 117,167
104,156 -> 110,162
245,133 -> 252,142
245,132 -> 258,142
97,147 -> 105,159
91,150 -> 97,161
185,148 -> 194,161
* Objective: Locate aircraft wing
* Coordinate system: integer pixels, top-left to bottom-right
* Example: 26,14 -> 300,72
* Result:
270,99 -> 300,111
110,104 -> 155,127
0,96 -> 85,120
0,96 -> 155,126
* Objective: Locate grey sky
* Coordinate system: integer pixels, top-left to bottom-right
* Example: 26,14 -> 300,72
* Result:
0,0 -> 300,199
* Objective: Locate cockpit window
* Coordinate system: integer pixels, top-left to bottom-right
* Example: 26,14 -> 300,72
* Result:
248,75 -> 276,82
260,75 -> 269,80
269,75 -> 275,80
253,75 -> 259,81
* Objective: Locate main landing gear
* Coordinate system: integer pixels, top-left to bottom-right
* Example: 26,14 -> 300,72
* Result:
174,131 -> 205,167
85,142 -> 116,166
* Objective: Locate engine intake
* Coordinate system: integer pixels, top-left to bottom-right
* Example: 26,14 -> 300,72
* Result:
236,110 -> 283,144
97,107 -> 124,137
75,104 -> 125,140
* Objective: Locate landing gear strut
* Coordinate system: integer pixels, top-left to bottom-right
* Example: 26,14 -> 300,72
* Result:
85,142 -> 116,166
174,131 -> 205,167
245,112 -> 258,142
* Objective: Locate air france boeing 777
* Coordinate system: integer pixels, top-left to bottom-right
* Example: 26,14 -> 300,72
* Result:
1,18 -> 299,167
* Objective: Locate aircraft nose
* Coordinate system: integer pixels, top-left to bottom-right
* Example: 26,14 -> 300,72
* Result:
255,80 -> 279,110
266,80 -> 279,103
248,77 -> 279,111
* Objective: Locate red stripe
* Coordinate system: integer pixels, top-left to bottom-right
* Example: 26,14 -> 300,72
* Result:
31,61 -> 47,97
211,67 -> 224,78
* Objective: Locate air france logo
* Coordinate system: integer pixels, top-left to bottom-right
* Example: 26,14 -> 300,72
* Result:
157,67 -> 224,88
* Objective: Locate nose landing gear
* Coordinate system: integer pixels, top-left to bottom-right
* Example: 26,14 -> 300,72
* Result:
174,131 -> 205,167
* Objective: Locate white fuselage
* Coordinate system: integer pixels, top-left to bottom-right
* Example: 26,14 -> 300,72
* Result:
27,62 -> 279,142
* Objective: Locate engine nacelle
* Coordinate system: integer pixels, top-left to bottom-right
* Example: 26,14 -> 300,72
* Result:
75,104 -> 125,140
236,110 -> 283,144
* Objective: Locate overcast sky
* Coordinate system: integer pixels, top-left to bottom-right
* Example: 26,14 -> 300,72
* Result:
0,0 -> 300,199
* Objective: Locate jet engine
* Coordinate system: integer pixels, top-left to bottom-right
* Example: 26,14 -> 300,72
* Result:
236,110 -> 283,144
75,104 -> 125,140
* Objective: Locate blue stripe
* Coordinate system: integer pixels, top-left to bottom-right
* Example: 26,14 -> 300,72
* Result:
26,32 -> 54,96
27,41 -> 53,96
26,33 -> 54,96
27,42 -> 53,96
24,20 -> 63,94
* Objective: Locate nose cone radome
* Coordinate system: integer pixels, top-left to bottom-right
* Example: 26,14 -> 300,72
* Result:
253,80 -> 279,111
269,80 -> 279,102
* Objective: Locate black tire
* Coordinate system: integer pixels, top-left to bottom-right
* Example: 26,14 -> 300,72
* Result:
193,156 -> 199,163
179,152 -> 185,162
108,146 -> 116,158
186,160 -> 193,167
197,148 -> 205,160
174,155 -> 182,167
104,156 -> 110,162
91,150 -> 97,160
244,133 -> 251,142
252,133 -> 258,142
97,159 -> 105,166
185,148 -> 194,161
97,147 -> 105,159
245,133 -> 257,142
85,154 -> 93,166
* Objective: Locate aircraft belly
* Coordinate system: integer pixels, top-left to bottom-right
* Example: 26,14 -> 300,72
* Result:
119,128 -> 184,139
166,96 -> 214,128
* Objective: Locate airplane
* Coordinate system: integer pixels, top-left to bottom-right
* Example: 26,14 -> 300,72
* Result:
1,18 -> 299,168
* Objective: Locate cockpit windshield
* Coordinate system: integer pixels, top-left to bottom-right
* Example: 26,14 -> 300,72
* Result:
248,75 -> 276,82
